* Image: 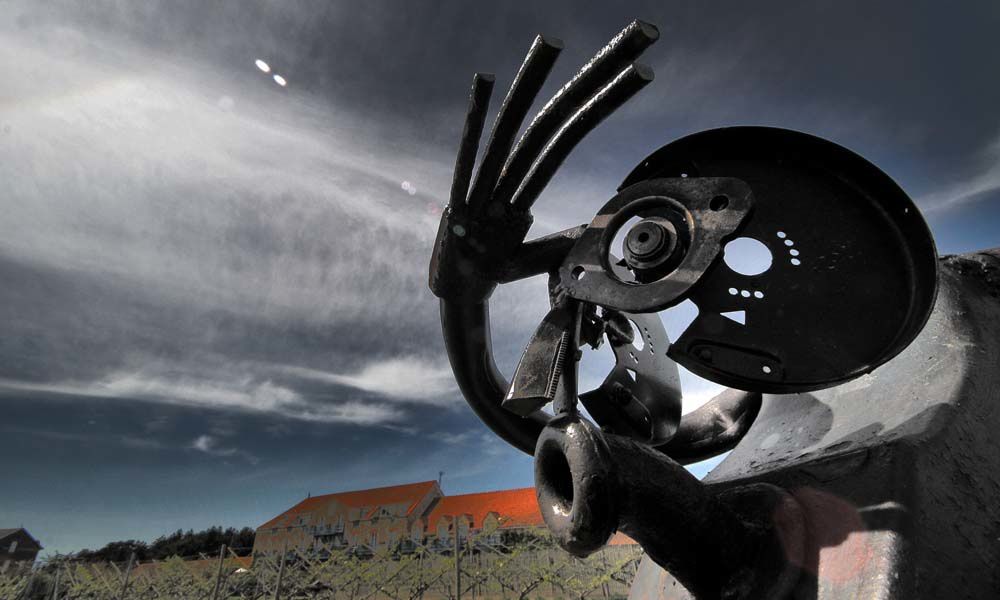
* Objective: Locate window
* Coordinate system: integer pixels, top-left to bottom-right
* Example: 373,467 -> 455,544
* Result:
8,541 -> 16,553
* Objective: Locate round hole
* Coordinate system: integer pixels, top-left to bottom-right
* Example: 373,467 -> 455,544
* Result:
789,249 -> 800,256
637,232 -> 650,243
753,291 -> 764,299
791,258 -> 801,266
723,237 -> 773,276
629,320 -> 644,351
777,231 -> 787,239
762,365 -> 772,374
784,239 -> 794,247
539,448 -> 574,512
572,266 -> 586,280
709,195 -> 729,211
728,287 -> 738,295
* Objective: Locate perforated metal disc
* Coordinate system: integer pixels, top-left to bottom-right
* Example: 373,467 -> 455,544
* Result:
621,127 -> 938,393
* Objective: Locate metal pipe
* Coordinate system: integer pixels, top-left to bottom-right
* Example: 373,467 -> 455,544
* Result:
440,300 -> 547,454
655,389 -> 762,465
493,20 -> 659,205
466,36 -> 563,214
448,73 -> 495,211
534,415 -> 802,598
511,64 -> 654,211
498,224 -> 587,283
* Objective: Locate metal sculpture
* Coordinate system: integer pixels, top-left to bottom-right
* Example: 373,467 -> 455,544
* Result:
430,19 -> 997,599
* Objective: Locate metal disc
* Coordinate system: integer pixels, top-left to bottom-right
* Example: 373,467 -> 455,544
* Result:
621,127 -> 938,393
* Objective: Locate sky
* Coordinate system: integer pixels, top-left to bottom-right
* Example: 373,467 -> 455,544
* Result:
1,1 -> 998,556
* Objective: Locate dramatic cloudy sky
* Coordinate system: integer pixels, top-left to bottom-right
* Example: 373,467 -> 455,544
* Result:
1,1 -> 998,555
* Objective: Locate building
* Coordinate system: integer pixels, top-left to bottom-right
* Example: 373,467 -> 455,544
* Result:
0,528 -> 42,570
253,481 -> 553,556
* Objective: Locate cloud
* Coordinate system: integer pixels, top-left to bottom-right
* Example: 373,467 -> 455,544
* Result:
279,356 -> 458,405
0,372 -> 407,425
919,132 -> 1000,212
190,434 -> 258,464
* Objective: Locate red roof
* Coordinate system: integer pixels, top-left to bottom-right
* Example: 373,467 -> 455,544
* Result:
424,487 -> 543,530
259,481 -> 438,530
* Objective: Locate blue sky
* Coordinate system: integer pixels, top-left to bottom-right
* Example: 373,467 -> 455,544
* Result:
1,0 -> 998,556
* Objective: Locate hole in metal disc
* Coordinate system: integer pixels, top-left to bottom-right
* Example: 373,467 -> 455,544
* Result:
724,237 -> 772,276
709,195 -> 729,211
629,320 -> 644,351
762,365 -> 772,374
572,266 -> 586,280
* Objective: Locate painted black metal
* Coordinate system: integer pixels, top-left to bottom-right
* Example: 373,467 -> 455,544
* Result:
535,415 -> 804,599
429,19 -> 974,600
466,35 -> 562,214
509,63 -> 654,211
432,23 -> 787,461
624,127 -> 939,393
578,309 -> 682,444
494,20 -> 658,207
556,177 -> 754,312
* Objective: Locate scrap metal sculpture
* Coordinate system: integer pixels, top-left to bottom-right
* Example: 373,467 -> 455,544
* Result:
429,20 -> 999,599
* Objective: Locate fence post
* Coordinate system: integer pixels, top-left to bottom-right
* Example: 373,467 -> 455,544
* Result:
273,543 -> 287,600
454,526 -> 461,600
118,552 -> 135,600
211,544 -> 227,600
51,563 -> 61,600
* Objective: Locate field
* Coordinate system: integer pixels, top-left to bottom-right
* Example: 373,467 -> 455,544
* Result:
1,530 -> 643,600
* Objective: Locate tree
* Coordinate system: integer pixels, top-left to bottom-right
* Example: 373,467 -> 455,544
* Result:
71,526 -> 256,562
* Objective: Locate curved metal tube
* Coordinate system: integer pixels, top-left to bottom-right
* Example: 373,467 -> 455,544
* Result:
448,73 -> 495,211
510,63 -> 654,211
656,388 -> 762,465
466,35 -> 562,214
440,298 -> 761,460
440,300 -> 547,454
492,20 -> 659,205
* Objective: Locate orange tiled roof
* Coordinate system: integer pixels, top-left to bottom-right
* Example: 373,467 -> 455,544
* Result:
259,481 -> 438,530
424,487 -> 543,531
608,532 -> 637,546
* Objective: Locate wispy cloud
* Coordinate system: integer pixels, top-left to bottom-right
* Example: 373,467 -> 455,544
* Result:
919,131 -> 1000,212
0,372 -> 407,425
190,434 -> 258,464
279,356 -> 458,405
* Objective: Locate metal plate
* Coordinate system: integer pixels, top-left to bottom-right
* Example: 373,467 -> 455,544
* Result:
621,127 -> 938,393
558,177 -> 753,312
580,311 -> 682,444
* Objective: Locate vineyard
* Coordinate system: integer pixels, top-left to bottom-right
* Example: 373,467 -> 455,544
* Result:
0,530 -> 643,600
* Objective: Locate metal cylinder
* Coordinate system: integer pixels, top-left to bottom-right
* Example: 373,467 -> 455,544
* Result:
535,415 -> 804,599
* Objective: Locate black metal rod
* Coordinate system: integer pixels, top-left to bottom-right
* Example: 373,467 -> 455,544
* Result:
511,63 -> 654,211
499,224 -> 587,283
655,389 -> 763,465
493,20 -> 658,205
448,73 -> 495,211
466,35 -> 563,214
439,300 -> 548,454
